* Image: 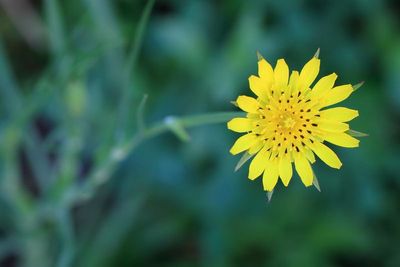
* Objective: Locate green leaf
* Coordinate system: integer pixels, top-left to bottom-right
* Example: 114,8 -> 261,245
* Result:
347,129 -> 368,137
234,152 -> 254,172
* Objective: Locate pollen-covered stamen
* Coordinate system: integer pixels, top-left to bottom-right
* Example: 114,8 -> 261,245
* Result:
282,115 -> 296,129
253,88 -> 323,157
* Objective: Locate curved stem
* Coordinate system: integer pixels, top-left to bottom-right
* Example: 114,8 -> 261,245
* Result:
64,111 -> 243,205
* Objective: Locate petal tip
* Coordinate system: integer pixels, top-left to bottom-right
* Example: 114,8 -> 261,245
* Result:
335,162 -> 343,169
264,186 -> 275,192
229,150 -> 239,156
248,172 -> 260,180
281,180 -> 290,187
277,58 -> 286,64
304,181 -> 313,187
229,146 -> 240,155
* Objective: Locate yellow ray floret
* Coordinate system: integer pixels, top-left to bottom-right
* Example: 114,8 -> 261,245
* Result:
228,52 -> 360,191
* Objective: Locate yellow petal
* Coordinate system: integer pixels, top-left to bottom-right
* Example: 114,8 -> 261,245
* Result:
248,140 -> 264,155
304,148 -> 316,163
317,120 -> 349,133
279,157 -> 292,186
229,134 -> 258,155
227,118 -> 253,133
262,160 -> 279,191
310,141 -> 342,169
311,73 -> 337,98
248,148 -> 270,180
319,107 -> 359,122
246,113 -> 259,119
289,71 -> 299,89
248,75 -> 268,99
299,57 -> 320,89
274,59 -> 289,89
258,59 -> 274,83
294,154 -> 313,186
236,95 -> 260,113
323,132 -> 360,148
322,84 -> 353,107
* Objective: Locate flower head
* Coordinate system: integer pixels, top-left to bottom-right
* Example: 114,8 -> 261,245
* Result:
228,52 -> 360,191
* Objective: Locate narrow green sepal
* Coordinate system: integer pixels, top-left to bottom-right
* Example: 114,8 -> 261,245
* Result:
267,190 -> 274,202
165,116 -> 191,142
314,48 -> 320,59
312,173 -> 321,192
230,101 -> 238,107
352,81 -> 365,91
347,129 -> 368,137
234,152 -> 254,172
256,51 -> 264,61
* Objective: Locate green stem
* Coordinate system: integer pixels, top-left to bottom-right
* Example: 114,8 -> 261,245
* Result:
64,111 -> 244,205
56,209 -> 75,267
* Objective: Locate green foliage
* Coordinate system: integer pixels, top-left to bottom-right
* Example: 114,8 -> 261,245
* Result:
0,0 -> 399,267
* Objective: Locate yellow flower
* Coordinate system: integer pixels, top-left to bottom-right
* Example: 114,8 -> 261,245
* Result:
228,52 -> 360,191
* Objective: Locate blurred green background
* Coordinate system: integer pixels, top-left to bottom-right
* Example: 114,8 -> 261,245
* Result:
0,0 -> 400,266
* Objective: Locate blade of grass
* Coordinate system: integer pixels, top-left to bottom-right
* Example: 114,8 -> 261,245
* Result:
0,37 -> 21,112
0,37 -> 52,193
44,0 -> 72,81
125,0 -> 156,76
55,209 -> 75,267
137,94 -> 148,133
84,0 -> 122,44
116,0 -> 156,142
44,0 -> 66,57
